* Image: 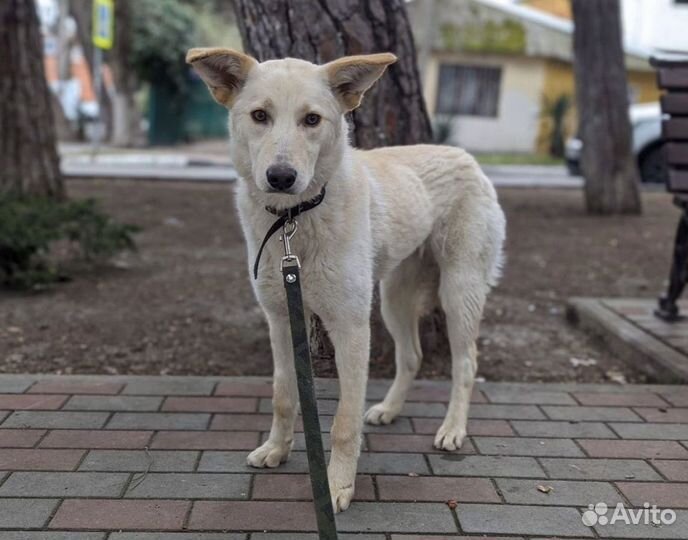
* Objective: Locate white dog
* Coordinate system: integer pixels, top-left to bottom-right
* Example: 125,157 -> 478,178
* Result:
187,48 -> 506,512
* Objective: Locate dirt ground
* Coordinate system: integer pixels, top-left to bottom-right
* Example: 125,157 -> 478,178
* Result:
0,179 -> 678,382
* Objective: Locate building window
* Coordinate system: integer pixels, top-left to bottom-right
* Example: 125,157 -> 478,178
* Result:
436,64 -> 502,117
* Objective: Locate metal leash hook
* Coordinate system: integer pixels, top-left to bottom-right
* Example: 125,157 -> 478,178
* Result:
279,217 -> 338,539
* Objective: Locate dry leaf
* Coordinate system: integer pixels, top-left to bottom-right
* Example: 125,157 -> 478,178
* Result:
446,499 -> 458,509
537,485 -> 553,494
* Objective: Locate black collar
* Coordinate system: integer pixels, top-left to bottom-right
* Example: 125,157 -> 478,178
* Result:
253,185 -> 327,279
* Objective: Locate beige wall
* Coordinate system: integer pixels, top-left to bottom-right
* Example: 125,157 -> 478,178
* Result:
424,52 -> 546,153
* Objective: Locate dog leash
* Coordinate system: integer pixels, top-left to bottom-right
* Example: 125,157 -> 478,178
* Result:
253,185 -> 326,279
254,187 -> 339,539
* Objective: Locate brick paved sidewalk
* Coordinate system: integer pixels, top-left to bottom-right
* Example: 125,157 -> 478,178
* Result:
0,375 -> 687,539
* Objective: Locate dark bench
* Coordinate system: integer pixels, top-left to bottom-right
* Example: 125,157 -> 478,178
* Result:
652,54 -> 688,321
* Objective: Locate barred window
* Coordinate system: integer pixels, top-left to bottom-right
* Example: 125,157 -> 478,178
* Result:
436,64 -> 502,117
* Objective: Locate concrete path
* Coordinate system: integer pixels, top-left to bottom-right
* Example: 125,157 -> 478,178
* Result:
0,374 -> 686,538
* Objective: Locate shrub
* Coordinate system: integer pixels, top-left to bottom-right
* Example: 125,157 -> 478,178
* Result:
0,195 -> 139,288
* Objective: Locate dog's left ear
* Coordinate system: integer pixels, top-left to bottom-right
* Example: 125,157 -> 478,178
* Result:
186,47 -> 258,107
323,53 -> 397,111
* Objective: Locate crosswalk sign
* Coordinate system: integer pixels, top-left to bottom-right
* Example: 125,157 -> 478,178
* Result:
92,0 -> 114,50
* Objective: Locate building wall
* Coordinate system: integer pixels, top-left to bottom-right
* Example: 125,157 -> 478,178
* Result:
424,52 -> 546,153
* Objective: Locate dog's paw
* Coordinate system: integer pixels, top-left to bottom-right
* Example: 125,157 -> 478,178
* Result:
330,482 -> 355,513
433,423 -> 467,451
364,403 -> 400,425
246,441 -> 291,468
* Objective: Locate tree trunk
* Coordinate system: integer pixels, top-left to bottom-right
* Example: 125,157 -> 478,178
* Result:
232,0 -> 438,372
572,0 -> 642,215
110,0 -> 141,147
0,0 -> 63,198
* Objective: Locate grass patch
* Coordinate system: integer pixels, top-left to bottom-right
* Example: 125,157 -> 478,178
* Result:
475,153 -> 564,166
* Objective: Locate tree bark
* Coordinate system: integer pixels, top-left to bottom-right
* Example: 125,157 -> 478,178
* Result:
572,0 -> 642,215
110,0 -> 141,147
232,0 -> 437,371
0,0 -> 63,198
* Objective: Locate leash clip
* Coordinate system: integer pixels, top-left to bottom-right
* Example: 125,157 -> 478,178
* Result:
280,219 -> 301,271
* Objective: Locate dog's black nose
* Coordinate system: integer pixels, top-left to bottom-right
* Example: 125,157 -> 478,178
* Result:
266,165 -> 297,191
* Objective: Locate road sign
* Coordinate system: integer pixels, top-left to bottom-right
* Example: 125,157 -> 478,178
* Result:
92,0 -> 114,50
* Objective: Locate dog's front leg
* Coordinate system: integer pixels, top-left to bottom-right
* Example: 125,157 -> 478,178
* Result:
326,320 -> 370,513
247,312 -> 298,468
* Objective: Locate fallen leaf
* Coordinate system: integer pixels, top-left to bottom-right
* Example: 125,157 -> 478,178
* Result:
446,499 -> 458,509
407,472 -> 419,477
537,485 -> 554,494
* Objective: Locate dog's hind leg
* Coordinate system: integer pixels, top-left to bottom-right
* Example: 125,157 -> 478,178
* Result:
365,251 -> 436,425
247,313 -> 298,468
433,266 -> 485,450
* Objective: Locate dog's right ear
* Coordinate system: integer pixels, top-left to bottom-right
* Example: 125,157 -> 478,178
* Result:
186,48 -> 258,107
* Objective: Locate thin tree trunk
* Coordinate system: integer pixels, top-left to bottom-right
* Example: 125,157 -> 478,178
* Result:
0,0 -> 63,198
110,0 -> 140,147
233,0 -> 437,371
572,0 -> 642,215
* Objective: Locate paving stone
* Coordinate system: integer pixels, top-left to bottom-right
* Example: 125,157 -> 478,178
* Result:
2,411 -> 109,429
511,420 -> 617,438
428,455 -> 546,478
412,418 -> 515,436
63,396 -> 163,411
377,475 -> 499,502
0,498 -> 58,528
124,473 -> 250,499
610,423 -> 688,440
0,471 -> 129,497
635,407 -> 688,423
543,406 -> 641,422
107,412 -> 210,430
457,503 -> 593,537
79,450 -> 198,472
496,478 -> 623,506
40,430 -> 153,449
252,535 -> 382,540
151,430 -> 259,450
0,533 -> 105,540
593,509 -> 688,538
473,436 -> 584,457
198,451 -> 309,473
336,502 -> 457,533
468,404 -> 546,420
367,434 -> 475,454
0,429 -> 45,447
660,390 -> 688,407
390,536 -> 519,540
189,501 -> 316,531
0,377 -> 36,394
252,474 -> 375,500
578,439 -> 688,459
357,452 -> 429,474
482,387 -> 576,405
0,449 -> 84,471
0,394 -> 67,410
29,380 -> 124,394
652,460 -> 688,481
123,379 -> 215,396
210,414 -> 274,431
618,482 -> 688,508
573,392 -> 669,407
50,499 -> 189,530
162,397 -> 257,413
110,535 -> 243,540
215,380 -> 273,397
540,458 -> 662,480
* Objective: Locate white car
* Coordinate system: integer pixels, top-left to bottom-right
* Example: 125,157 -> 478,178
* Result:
565,103 -> 668,184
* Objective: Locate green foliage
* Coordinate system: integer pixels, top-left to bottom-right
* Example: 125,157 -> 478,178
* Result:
0,196 -> 139,289
441,20 -> 526,55
129,0 -> 197,92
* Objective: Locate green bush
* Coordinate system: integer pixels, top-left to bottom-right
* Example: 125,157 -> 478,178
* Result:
0,195 -> 139,288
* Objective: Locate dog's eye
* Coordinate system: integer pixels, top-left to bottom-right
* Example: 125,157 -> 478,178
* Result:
304,113 -> 321,127
251,109 -> 268,123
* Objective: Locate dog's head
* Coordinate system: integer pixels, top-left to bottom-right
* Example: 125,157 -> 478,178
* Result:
187,48 -> 396,197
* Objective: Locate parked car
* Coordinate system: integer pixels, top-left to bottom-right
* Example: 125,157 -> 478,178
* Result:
565,102 -> 668,184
